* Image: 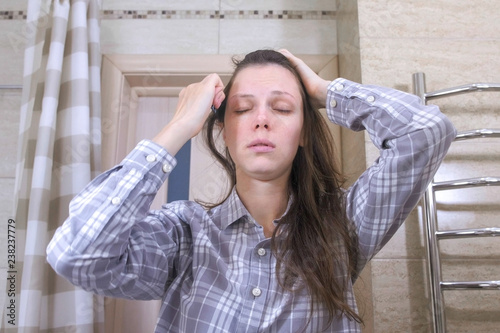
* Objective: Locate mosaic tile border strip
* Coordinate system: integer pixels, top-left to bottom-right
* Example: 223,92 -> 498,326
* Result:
0,11 -> 27,20
101,10 -> 336,20
1,10 -> 335,21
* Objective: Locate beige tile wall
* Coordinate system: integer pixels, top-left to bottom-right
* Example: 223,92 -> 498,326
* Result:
102,0 -> 334,11
102,0 -> 219,11
100,19 -> 221,54
345,0 -> 500,331
100,11 -> 337,55
219,19 -> 337,54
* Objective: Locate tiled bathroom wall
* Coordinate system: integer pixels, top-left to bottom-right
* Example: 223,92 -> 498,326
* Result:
99,0 -> 337,55
347,0 -> 500,332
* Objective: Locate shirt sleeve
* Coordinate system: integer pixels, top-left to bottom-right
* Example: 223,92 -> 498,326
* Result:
325,78 -> 457,275
46,140 -> 185,300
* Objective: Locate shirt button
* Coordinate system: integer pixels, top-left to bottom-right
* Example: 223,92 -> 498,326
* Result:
162,163 -> 173,173
329,99 -> 337,108
366,95 -> 375,103
146,154 -> 156,163
252,287 -> 262,297
111,197 -> 121,205
335,83 -> 344,92
257,248 -> 266,256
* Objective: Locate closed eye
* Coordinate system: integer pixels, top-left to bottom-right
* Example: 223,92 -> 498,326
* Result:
235,109 -> 250,114
275,109 -> 291,113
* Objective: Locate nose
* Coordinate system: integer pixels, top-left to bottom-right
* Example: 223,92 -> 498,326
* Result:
254,108 -> 269,130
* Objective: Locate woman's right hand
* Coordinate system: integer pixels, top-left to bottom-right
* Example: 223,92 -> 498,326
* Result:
152,73 -> 225,155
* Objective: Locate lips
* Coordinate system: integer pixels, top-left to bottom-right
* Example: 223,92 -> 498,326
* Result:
248,139 -> 275,152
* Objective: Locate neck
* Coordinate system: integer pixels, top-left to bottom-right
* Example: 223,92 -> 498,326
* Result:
235,177 -> 289,238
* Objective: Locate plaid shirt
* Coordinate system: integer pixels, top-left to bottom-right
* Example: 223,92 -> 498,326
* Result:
47,78 -> 456,332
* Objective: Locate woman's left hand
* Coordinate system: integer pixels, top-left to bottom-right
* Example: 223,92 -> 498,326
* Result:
279,49 -> 330,109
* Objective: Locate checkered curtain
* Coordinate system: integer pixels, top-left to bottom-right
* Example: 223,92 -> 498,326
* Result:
1,0 -> 104,332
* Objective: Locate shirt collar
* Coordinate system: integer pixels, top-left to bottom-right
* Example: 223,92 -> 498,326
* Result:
214,187 -> 293,230
216,187 -> 251,230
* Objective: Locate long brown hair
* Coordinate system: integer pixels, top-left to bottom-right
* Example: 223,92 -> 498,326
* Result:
203,50 -> 362,328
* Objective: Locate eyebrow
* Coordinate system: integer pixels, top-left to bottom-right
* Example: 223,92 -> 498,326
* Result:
229,90 -> 296,100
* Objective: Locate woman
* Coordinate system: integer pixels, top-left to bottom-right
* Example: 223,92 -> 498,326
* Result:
47,49 -> 456,332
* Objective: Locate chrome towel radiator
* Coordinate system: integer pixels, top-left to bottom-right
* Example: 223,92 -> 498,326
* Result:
412,73 -> 500,333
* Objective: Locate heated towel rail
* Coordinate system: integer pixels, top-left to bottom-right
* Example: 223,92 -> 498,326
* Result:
413,73 -> 500,333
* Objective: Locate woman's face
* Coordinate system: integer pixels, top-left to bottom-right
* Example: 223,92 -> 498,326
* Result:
223,64 -> 304,183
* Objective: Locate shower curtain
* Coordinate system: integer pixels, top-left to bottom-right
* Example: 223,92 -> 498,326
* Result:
1,0 -> 104,332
